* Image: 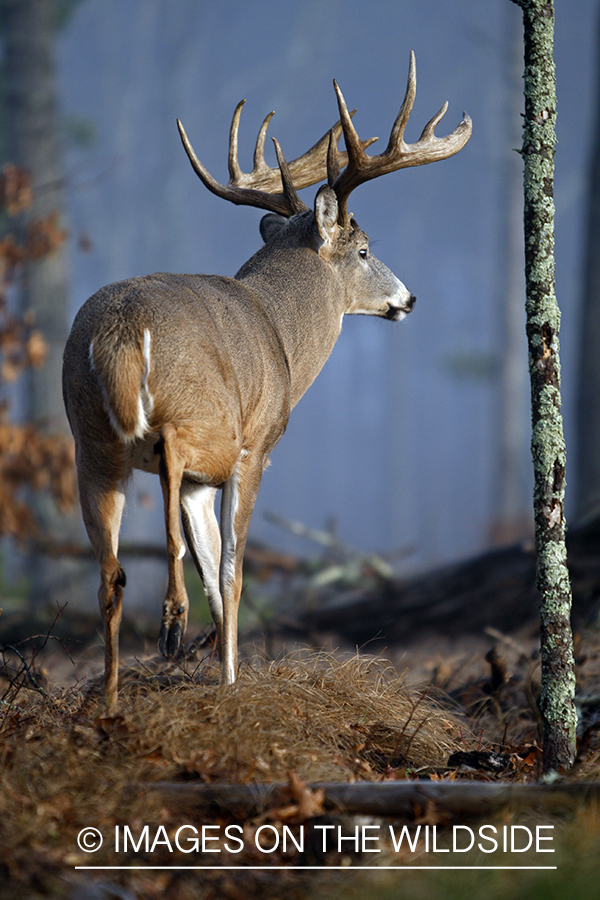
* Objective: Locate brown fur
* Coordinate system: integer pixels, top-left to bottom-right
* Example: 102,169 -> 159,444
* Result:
90,332 -> 146,439
63,187 -> 417,712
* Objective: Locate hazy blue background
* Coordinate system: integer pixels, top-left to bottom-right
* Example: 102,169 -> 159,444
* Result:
55,0 -> 598,584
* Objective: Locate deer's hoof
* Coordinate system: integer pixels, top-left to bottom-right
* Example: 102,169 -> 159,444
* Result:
158,621 -> 183,659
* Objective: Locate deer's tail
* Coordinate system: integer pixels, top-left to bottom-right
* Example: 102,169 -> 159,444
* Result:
90,327 -> 154,442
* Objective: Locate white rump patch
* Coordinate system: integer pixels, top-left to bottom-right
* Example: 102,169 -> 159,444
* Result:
136,328 -> 154,438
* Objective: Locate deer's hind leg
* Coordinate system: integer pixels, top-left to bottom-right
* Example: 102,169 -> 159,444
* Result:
78,465 -> 126,713
219,454 -> 264,684
180,481 -> 223,652
156,423 -> 189,658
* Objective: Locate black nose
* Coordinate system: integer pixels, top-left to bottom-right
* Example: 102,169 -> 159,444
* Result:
406,293 -> 416,311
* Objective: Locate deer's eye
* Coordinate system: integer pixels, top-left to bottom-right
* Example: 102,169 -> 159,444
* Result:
359,247 -> 369,260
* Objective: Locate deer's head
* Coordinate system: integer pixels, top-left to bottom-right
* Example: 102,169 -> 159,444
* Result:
177,51 -> 471,321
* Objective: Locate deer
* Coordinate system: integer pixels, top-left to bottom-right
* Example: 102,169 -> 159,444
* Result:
62,51 -> 471,710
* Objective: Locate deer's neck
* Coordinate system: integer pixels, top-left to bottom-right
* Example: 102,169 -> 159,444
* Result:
236,245 -> 344,409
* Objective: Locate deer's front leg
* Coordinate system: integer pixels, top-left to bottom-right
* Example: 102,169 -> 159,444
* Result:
156,424 -> 189,658
219,455 -> 263,684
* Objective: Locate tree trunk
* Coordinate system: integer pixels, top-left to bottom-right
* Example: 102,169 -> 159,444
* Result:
1,0 -> 82,606
511,0 -> 576,771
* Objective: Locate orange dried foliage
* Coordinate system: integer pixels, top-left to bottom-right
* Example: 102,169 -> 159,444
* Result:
26,210 -> 67,260
0,408 -> 76,538
0,163 -> 32,215
0,164 -> 76,540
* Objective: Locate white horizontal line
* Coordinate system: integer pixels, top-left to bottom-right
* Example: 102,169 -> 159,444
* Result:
75,866 -> 558,871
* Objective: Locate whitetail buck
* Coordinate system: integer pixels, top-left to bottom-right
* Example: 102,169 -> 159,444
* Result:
63,52 -> 471,710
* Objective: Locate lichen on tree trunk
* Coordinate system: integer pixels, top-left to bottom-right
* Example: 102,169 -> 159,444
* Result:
511,0 -> 576,770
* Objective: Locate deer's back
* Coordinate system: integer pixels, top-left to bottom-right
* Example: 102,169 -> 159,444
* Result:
63,273 -> 292,471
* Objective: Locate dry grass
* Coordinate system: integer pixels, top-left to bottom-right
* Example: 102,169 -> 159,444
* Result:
117,650 -> 462,782
3,632 -> 600,898
0,649 -> 465,894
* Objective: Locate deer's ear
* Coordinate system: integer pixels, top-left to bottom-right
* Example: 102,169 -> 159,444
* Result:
314,185 -> 338,248
260,213 -> 287,243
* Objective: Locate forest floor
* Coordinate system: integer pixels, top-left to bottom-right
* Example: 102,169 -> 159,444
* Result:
1,539 -> 600,900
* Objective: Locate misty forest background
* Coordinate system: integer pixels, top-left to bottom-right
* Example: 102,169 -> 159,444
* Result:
2,0 -> 600,619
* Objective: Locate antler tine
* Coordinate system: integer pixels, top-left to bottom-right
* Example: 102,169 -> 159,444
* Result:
273,139 -> 308,215
327,128 -> 341,185
330,80 -> 372,224
333,81 -> 367,169
388,48 -> 417,149
253,110 -> 276,174
331,50 -> 473,226
177,118 -> 231,198
418,101 -> 449,143
327,87 -> 379,205
228,100 -> 245,182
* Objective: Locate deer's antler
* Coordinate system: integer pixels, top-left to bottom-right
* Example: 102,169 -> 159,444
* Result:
328,50 -> 472,225
177,103 -> 377,218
